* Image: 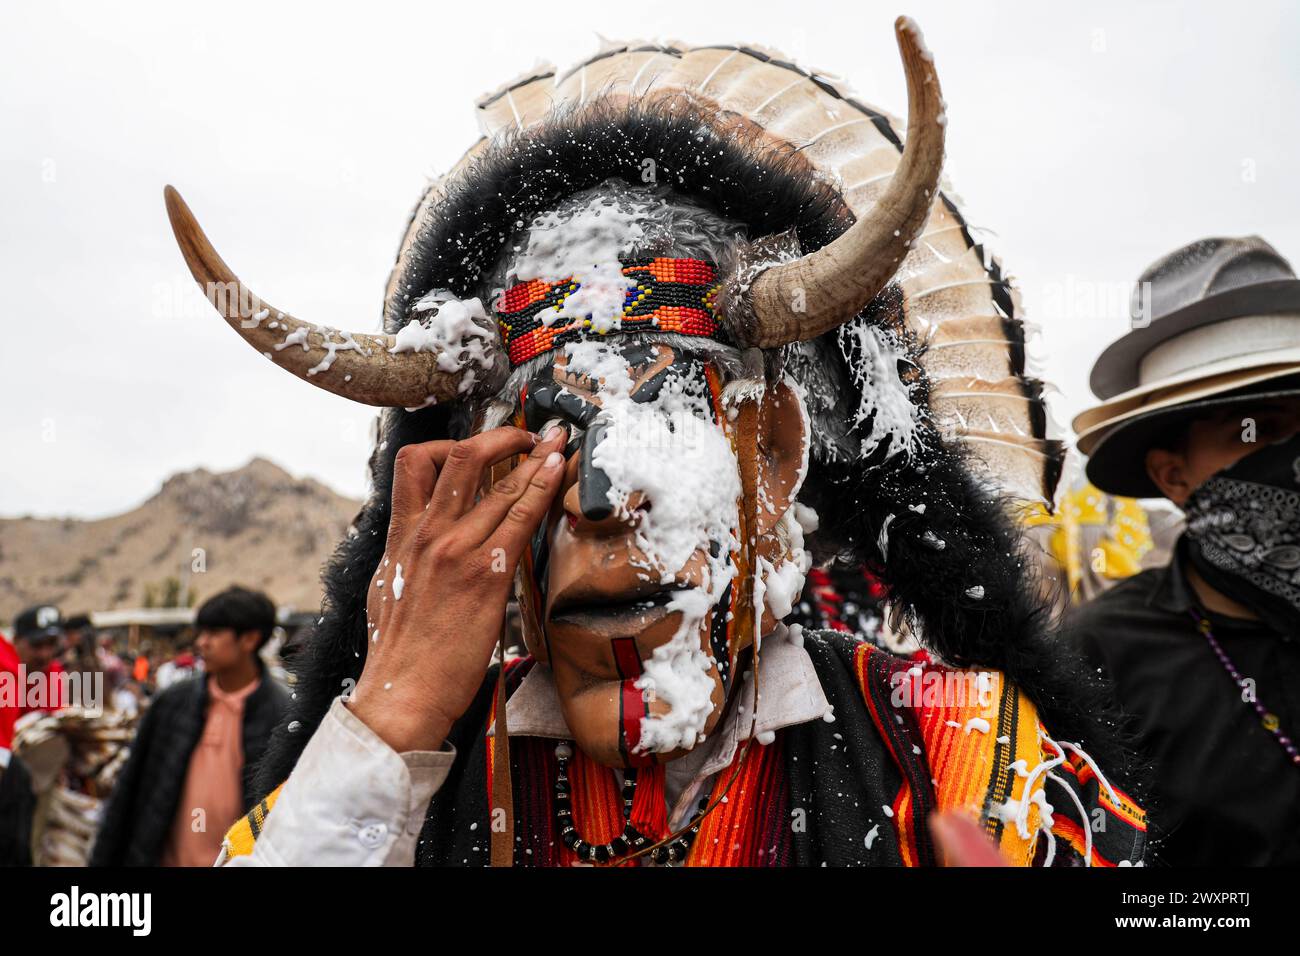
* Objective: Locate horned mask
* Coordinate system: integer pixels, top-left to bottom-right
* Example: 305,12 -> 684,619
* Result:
166,18 -> 1062,814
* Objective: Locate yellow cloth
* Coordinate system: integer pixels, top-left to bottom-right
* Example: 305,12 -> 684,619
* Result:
223,784 -> 282,859
1022,482 -> 1155,602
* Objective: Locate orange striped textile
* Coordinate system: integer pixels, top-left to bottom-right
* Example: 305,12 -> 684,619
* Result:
853,642 -> 1145,867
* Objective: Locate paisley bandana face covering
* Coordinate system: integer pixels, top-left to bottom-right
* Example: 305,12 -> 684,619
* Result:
1183,432 -> 1300,635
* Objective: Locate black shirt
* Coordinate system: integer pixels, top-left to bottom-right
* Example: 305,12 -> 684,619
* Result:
1065,541 -> 1300,866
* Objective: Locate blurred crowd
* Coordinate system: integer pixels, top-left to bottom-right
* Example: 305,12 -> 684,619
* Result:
0,588 -> 295,866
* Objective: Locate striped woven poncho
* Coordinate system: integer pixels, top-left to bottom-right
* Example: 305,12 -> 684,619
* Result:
226,630 -> 1145,867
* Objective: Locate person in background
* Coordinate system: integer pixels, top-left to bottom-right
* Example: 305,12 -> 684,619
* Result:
0,742 -> 35,866
155,638 -> 201,690
60,614 -> 100,680
95,635 -> 131,712
1,605 -> 68,745
1066,236 -> 1300,865
1,605 -> 69,866
131,649 -> 150,689
89,587 -> 289,866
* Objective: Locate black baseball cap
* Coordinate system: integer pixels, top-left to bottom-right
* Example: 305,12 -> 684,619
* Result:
13,604 -> 65,643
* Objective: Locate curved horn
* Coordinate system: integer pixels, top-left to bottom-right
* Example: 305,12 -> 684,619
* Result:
743,17 -> 946,348
164,186 -> 496,408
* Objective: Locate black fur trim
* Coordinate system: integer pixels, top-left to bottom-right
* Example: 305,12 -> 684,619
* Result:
383,96 -> 848,329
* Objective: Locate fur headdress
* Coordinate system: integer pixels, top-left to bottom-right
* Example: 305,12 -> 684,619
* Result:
162,20 -> 1137,793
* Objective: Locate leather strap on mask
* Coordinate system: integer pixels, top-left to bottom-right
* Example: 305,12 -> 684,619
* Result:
490,621 -> 514,867
486,457 -> 517,868
729,395 -> 762,662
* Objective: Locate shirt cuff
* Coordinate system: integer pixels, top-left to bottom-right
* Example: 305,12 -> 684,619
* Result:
222,696 -> 454,866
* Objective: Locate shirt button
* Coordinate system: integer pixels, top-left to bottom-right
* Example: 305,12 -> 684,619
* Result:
358,822 -> 388,849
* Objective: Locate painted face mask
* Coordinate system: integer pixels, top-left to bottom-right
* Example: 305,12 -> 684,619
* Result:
1183,431 -> 1300,633
505,337 -> 808,768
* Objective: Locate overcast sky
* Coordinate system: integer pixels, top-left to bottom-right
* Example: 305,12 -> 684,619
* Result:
3,0 -> 1297,518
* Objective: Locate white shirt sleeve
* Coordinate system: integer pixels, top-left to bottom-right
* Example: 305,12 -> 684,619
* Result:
218,696 -> 455,867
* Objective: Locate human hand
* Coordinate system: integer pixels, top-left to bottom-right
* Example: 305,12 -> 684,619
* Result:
347,425 -> 568,752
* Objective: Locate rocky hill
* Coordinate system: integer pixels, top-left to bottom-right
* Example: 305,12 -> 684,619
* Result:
0,458 -> 362,619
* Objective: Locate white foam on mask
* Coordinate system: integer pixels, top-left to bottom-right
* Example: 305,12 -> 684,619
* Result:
509,196 -> 647,332
389,291 -> 498,397
757,503 -> 815,623
840,321 -> 923,462
563,340 -> 740,754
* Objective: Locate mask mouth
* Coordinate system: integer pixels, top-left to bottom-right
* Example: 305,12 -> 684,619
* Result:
547,582 -> 693,628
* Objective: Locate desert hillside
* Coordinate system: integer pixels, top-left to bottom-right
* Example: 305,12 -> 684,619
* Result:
0,458 -> 362,620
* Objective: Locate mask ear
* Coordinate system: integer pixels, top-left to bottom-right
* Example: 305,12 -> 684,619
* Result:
753,376 -> 810,537
726,375 -> 811,658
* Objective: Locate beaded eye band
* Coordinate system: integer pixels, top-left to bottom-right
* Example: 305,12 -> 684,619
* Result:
494,257 -> 728,367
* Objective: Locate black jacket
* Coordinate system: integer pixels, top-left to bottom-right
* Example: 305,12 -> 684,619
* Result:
0,754 -> 35,866
90,671 -> 289,866
1065,542 -> 1300,866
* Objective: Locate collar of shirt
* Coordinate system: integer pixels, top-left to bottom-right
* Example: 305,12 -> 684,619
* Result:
1147,536 -> 1195,616
209,675 -> 260,706
494,623 -> 831,826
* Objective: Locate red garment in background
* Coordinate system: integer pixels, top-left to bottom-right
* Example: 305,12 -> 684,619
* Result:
132,656 -> 149,682
0,637 -> 17,750
0,638 -> 66,750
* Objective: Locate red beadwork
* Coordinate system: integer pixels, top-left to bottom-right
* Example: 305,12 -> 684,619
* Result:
495,257 -> 726,367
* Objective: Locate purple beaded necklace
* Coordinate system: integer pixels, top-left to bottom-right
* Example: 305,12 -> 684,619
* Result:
1189,608 -> 1300,766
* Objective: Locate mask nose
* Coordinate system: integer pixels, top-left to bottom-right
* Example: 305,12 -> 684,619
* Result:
576,422 -> 613,521
562,422 -> 650,531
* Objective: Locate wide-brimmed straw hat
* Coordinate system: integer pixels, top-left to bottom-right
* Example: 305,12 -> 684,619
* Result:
1074,236 -> 1300,498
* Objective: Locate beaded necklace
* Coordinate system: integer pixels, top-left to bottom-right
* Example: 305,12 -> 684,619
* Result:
553,741 -> 710,865
1189,608 -> 1300,766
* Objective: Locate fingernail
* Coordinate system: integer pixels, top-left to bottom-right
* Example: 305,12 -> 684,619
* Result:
544,451 -> 564,469
544,425 -> 564,442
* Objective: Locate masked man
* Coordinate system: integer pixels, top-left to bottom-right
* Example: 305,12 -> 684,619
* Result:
166,21 -> 1145,867
1069,236 -> 1300,865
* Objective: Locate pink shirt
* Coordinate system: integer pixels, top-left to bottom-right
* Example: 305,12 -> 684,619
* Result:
161,677 -> 259,867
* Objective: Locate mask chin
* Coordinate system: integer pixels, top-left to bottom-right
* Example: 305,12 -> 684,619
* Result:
548,610 -> 731,769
